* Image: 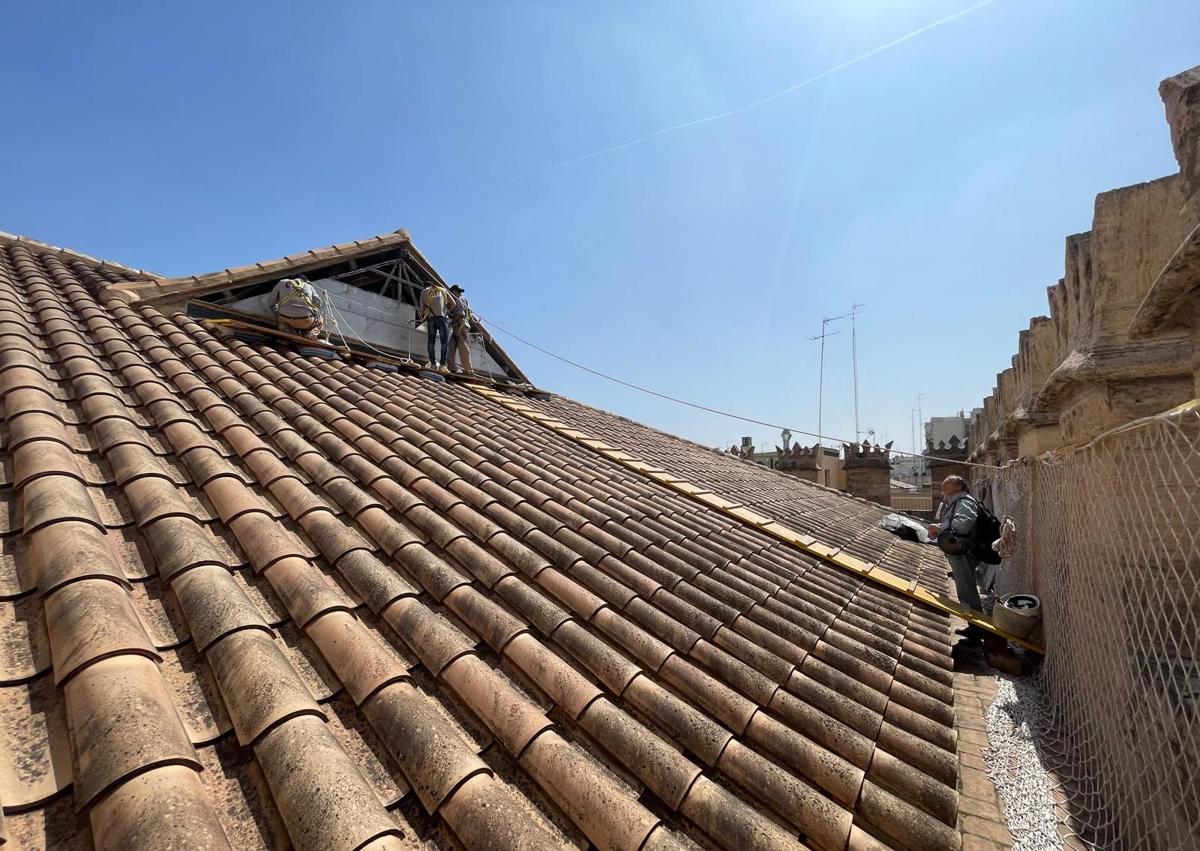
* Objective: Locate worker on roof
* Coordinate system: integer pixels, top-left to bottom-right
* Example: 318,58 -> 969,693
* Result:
929,475 -> 993,647
270,276 -> 326,341
418,280 -> 456,372
446,284 -> 475,376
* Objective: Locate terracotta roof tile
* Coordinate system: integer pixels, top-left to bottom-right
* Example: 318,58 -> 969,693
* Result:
519,730 -> 662,851
66,654 -> 202,805
205,628 -> 323,746
253,714 -> 402,850
170,565 -> 271,652
678,775 -> 807,850
89,762 -> 231,850
0,242 -> 970,850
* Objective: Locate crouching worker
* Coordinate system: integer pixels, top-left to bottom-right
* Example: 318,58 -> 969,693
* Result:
270,276 -> 325,340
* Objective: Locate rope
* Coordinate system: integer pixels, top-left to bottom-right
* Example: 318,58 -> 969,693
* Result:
316,287 -> 416,364
478,313 -> 1001,470
300,285 -> 996,469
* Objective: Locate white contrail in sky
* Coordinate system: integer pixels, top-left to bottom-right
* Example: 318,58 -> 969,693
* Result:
505,0 -> 997,184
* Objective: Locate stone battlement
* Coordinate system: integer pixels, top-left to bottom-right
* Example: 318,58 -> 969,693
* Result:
969,65 -> 1200,462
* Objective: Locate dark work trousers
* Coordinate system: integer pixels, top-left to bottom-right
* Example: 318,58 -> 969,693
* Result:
426,316 -> 450,365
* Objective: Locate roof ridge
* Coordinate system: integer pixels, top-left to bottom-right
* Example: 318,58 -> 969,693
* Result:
0,229 -> 157,278
121,226 -> 426,304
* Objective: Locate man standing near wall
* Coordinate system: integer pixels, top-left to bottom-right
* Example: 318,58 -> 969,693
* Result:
929,475 -> 991,642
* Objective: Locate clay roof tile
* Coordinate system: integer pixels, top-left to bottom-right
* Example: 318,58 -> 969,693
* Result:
205,628 -> 324,746
362,682 -> 490,816
0,237 -> 967,849
252,714 -> 403,849
64,655 -> 203,806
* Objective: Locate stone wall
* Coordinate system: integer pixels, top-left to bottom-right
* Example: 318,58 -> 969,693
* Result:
969,65 -> 1200,465
927,437 -> 972,518
773,443 -> 821,484
841,441 -> 892,504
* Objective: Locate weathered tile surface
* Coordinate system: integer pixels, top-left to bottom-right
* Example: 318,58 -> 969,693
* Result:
0,240 -> 967,850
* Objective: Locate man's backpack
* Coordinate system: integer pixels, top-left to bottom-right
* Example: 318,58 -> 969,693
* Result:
968,500 -> 1003,564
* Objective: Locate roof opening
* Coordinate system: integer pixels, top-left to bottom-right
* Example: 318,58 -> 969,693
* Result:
183,242 -> 526,382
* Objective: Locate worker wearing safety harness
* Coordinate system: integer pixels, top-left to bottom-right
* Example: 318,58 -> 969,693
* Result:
270,276 -> 325,340
418,281 -> 456,371
446,284 -> 475,376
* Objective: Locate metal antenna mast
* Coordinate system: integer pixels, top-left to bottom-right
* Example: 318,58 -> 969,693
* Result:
808,314 -> 845,482
850,303 -> 865,440
916,393 -> 927,459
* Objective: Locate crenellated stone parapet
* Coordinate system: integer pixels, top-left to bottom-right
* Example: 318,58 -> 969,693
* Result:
968,64 -> 1200,465
774,443 -> 821,483
1129,67 -> 1200,395
927,437 -> 972,518
1159,66 -> 1200,229
841,440 -> 892,504
841,440 -> 893,465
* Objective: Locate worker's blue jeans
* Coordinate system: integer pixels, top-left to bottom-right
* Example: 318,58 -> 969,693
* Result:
426,316 -> 449,365
948,552 -> 984,612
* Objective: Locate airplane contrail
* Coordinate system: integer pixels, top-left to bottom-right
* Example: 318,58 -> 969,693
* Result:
505,0 -> 997,184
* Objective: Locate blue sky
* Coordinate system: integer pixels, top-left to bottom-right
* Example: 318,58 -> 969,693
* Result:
3,1 -> 1197,455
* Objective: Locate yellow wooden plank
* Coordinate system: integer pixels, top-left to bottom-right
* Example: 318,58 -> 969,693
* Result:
728,507 -> 771,526
830,552 -> 873,574
909,586 -> 947,608
697,494 -> 743,510
758,521 -> 792,539
866,570 -> 910,593
204,318 -> 351,353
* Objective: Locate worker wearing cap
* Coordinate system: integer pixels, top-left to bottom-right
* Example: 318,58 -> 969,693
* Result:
446,284 -> 475,376
270,276 -> 325,340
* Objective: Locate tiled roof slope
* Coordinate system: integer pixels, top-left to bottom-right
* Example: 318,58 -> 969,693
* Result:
522,395 -> 951,593
0,242 -> 961,851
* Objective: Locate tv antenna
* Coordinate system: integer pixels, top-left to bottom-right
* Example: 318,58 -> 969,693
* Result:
808,314 -> 845,470
850,303 -> 865,440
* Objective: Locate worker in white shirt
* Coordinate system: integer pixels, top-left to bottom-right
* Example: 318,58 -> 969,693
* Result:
270,277 -> 325,340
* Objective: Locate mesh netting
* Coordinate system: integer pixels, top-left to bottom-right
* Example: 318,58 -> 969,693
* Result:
985,405 -> 1200,850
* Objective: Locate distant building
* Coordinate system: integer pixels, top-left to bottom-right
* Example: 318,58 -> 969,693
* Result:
925,414 -> 970,451
728,436 -> 845,489
891,456 -> 929,488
